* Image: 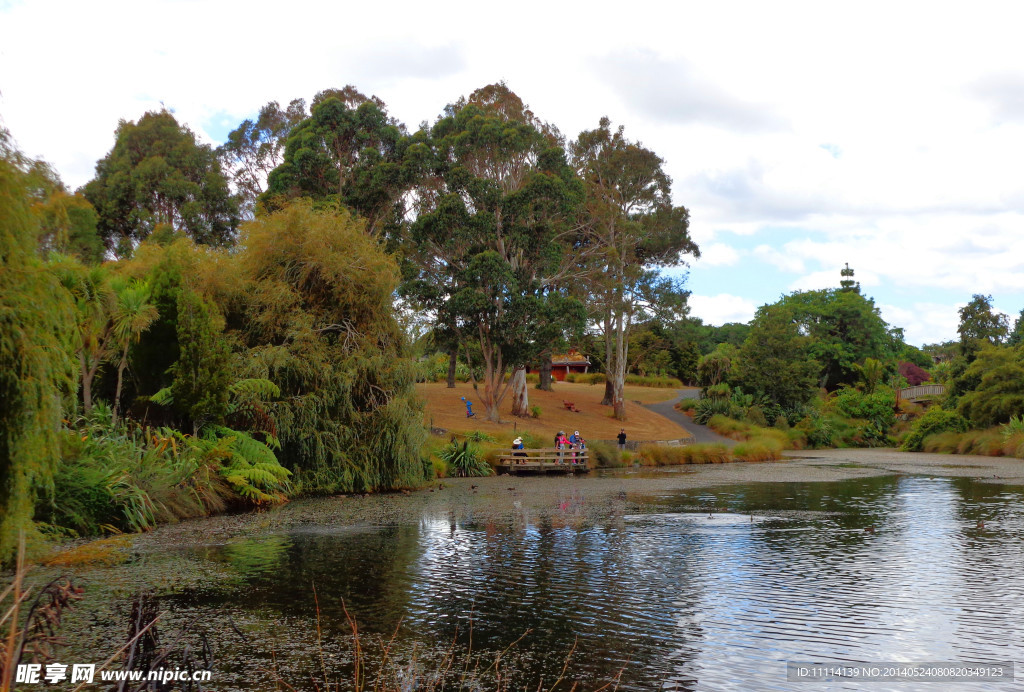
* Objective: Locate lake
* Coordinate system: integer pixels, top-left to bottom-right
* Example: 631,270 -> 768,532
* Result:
46,457 -> 1024,690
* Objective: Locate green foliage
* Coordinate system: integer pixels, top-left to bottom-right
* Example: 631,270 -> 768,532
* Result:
218,98 -> 307,215
957,294 -> 1009,359
262,86 -> 413,239
737,305 -> 821,407
956,346 -> 1024,427
1001,415 -> 1024,440
675,398 -> 699,412
769,277 -> 895,390
588,440 -> 624,467
693,397 -> 732,425
732,437 -> 785,462
202,426 -> 291,502
637,443 -> 731,465
171,290 -> 232,433
1008,309 -> 1024,347
438,439 -> 490,477
35,192 -> 105,264
0,157 -> 77,562
800,413 -> 836,449
231,201 -> 428,492
832,388 -> 896,430
464,430 -> 496,443
901,407 -> 970,452
82,110 -> 240,256
530,404 -> 542,419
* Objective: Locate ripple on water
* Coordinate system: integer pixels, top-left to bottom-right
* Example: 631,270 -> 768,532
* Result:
53,475 -> 1024,691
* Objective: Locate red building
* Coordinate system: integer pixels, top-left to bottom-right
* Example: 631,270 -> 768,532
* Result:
531,349 -> 591,381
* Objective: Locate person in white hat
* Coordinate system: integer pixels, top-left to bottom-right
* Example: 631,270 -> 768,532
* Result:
512,436 -> 527,461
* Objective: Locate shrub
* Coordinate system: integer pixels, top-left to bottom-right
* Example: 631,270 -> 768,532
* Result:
566,372 -> 605,385
625,374 -> 684,388
694,398 -> 731,425
832,388 -> 897,431
589,441 -> 624,468
901,408 -> 970,452
1002,431 -> 1024,458
733,436 -> 784,462
438,439 -> 491,477
530,405 -> 541,419
637,443 -> 731,465
921,431 -> 961,454
520,432 -> 544,449
801,414 -> 836,449
464,430 -> 496,443
1001,415 -> 1024,440
745,405 -> 768,428
675,398 -> 699,412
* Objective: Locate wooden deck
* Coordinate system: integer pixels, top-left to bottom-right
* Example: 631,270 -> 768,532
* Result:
496,447 -> 590,475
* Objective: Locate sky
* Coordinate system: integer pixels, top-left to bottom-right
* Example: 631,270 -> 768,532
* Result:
3,0 -> 1024,346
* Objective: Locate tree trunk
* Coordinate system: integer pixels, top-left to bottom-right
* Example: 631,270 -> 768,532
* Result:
112,347 -> 128,426
611,377 -> 626,420
539,358 -> 552,391
601,306 -> 614,405
510,367 -> 529,417
446,348 -> 457,388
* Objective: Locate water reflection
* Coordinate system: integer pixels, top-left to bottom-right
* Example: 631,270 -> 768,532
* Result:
60,476 -> 1024,690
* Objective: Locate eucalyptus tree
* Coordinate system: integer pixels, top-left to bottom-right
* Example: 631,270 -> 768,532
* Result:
82,110 -> 240,256
403,84 -> 586,422
262,86 -> 417,242
218,99 -> 307,216
570,118 -> 699,419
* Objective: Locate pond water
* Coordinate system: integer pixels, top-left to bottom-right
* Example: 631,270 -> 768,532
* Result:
54,472 -> 1024,690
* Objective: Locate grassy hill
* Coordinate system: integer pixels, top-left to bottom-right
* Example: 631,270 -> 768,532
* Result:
417,381 -> 688,443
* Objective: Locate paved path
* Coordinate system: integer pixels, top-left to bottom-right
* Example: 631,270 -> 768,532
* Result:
643,388 -> 738,446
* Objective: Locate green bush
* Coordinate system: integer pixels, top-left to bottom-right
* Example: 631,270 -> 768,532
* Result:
589,441 -> 624,468
675,398 -> 699,412
625,374 -> 684,388
438,439 -> 491,477
530,405 -> 541,419
694,397 -> 732,424
832,388 -> 897,431
637,443 -> 731,465
745,405 -> 768,428
901,408 -> 970,452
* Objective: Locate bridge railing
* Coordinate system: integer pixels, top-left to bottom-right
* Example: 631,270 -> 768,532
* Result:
900,384 -> 945,400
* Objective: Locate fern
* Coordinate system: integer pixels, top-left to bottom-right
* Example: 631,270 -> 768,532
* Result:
203,425 -> 291,503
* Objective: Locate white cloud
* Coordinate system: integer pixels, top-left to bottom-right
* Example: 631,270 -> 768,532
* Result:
698,243 -> 740,267
688,294 -> 759,326
753,244 -> 803,273
878,303 -> 962,346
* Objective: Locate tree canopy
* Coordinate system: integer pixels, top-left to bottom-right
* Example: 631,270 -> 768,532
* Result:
82,110 -> 240,256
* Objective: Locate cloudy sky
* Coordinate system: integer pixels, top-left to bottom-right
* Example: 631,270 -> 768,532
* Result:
3,0 -> 1023,346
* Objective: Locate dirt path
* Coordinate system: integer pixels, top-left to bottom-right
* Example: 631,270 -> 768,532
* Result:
643,388 -> 738,445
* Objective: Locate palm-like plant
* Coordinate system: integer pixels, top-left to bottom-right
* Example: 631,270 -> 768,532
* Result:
110,278 -> 158,425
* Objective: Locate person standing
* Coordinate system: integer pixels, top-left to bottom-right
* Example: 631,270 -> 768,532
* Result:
617,428 -> 627,451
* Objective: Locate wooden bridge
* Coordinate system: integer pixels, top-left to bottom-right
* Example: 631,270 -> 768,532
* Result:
496,448 -> 589,475
899,384 -> 945,402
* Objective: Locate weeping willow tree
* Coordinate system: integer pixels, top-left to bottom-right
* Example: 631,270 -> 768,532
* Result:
0,157 -> 75,563
228,200 -> 428,492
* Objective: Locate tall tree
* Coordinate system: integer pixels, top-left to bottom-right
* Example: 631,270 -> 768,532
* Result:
736,306 -> 819,408
957,294 -> 1009,359
262,86 -> 415,240
218,99 -> 307,216
404,84 -> 585,421
82,110 -> 240,256
1008,308 -> 1024,347
570,117 -> 699,418
773,267 -> 895,391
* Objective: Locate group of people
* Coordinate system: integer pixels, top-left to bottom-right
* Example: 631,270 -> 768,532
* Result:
509,430 -> 588,464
